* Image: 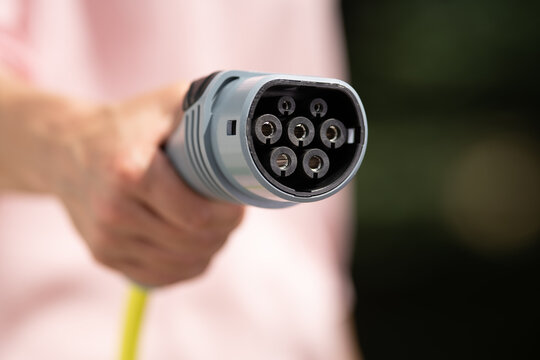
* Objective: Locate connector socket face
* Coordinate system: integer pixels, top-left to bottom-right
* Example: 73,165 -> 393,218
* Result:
166,71 -> 367,208
246,79 -> 366,198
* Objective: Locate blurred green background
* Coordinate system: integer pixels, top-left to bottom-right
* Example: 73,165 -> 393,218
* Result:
341,0 -> 540,358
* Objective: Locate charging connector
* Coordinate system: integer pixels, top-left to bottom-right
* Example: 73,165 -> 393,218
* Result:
166,70 -> 368,208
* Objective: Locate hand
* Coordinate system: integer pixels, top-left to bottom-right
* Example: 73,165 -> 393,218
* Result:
53,84 -> 244,286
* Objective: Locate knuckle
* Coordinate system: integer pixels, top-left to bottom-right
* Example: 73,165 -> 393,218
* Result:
227,205 -> 245,228
138,270 -> 183,287
189,204 -> 245,231
110,155 -> 147,188
197,232 -> 228,254
162,256 -> 211,284
146,279 -> 171,287
122,256 -> 213,287
230,204 -> 245,218
125,271 -> 162,287
185,258 -> 211,278
216,205 -> 245,228
90,240 -> 116,267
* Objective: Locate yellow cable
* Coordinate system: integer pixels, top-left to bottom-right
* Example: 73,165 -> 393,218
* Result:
119,285 -> 149,360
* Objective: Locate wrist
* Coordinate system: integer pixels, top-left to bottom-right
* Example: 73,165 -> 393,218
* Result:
0,82 -> 100,195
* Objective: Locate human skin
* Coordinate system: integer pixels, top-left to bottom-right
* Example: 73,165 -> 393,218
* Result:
0,68 -> 244,287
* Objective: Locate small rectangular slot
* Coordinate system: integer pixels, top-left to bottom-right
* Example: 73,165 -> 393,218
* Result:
227,120 -> 237,135
347,128 -> 355,144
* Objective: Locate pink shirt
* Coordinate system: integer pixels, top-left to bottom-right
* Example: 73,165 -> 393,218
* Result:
0,1 -> 355,359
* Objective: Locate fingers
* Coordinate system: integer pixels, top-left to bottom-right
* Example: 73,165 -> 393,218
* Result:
87,163 -> 243,286
121,257 -> 211,287
90,190 -> 234,256
137,151 -> 245,235
94,236 -> 212,287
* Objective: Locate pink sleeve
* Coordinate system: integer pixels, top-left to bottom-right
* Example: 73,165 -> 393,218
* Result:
0,0 -> 34,80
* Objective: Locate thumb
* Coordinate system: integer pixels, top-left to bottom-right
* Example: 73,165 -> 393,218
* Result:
121,81 -> 190,137
146,82 -> 190,118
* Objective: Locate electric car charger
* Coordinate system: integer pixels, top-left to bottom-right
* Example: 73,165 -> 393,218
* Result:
120,70 -> 368,360
165,70 -> 368,208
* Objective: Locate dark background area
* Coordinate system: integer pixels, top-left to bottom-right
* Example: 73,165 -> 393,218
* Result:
341,1 -> 540,359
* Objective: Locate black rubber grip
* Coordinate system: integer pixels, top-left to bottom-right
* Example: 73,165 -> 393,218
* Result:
182,71 -> 221,110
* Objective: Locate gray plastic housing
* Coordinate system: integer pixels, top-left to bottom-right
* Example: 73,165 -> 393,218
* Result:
165,70 -> 368,208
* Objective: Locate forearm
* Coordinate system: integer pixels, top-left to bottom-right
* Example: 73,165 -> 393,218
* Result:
0,68 -> 94,193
